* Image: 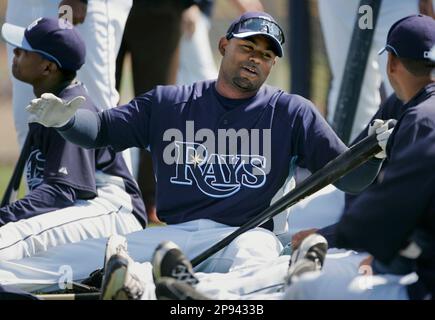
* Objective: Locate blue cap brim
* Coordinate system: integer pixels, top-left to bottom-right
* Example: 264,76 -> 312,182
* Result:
378,47 -> 387,56
1,22 -> 63,67
1,23 -> 33,50
232,32 -> 283,57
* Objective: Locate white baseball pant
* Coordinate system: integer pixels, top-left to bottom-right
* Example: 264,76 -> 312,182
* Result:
0,172 -> 142,261
0,219 -> 282,293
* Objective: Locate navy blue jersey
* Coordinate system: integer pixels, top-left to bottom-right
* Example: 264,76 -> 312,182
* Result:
344,93 -> 406,211
0,83 -> 146,227
336,133 -> 435,300
97,80 -> 350,229
320,85 -> 435,246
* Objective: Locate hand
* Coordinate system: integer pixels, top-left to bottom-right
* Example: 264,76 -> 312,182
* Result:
368,119 -> 397,159
359,255 -> 374,269
419,0 -> 435,18
181,5 -> 201,38
230,0 -> 264,13
291,228 -> 318,250
26,93 -> 85,128
59,0 -> 88,25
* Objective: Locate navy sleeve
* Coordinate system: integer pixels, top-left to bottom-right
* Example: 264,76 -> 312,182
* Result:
344,94 -> 404,210
335,141 -> 435,264
334,158 -> 382,194
58,109 -> 102,149
290,97 -> 347,171
317,223 -> 338,248
0,183 -> 77,225
58,91 -> 153,152
99,92 -> 152,152
288,96 -> 382,193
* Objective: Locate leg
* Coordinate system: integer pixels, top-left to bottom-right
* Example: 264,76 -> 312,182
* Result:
101,239 -> 288,300
284,250 -> 409,299
124,2 -> 184,222
0,177 -> 142,260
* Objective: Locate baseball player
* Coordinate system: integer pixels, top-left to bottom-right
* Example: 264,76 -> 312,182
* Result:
5,0 -> 133,171
0,12 -> 392,291
101,129 -> 435,301
109,14 -> 434,301
0,18 -> 146,261
318,0 -> 435,142
294,14 -> 435,249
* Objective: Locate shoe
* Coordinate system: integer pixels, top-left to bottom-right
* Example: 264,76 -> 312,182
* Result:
82,234 -> 128,289
104,234 -> 129,267
152,241 -> 199,286
82,234 -> 127,289
155,277 -> 210,300
286,234 -> 328,284
100,236 -> 144,300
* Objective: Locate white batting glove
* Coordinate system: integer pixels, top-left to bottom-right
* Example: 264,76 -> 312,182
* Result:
368,119 -> 397,159
26,93 -> 85,128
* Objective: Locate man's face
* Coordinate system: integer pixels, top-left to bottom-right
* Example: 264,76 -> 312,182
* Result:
219,35 -> 277,93
12,47 -> 46,84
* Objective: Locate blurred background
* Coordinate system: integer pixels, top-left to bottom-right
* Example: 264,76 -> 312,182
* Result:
0,0 -> 331,195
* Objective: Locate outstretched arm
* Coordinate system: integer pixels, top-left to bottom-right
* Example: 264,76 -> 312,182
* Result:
27,92 -> 152,152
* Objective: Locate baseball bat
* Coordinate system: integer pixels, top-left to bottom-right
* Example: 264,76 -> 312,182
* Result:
331,0 -> 382,144
1,133 -> 32,207
191,128 -> 391,267
36,292 -> 100,300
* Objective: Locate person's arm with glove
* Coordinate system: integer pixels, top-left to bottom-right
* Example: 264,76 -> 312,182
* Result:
26,91 -> 152,152
333,118 -> 397,194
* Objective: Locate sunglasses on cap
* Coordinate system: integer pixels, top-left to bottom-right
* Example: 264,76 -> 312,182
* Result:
227,17 -> 285,45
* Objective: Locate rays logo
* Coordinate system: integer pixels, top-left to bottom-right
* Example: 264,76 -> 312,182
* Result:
163,121 -> 272,198
26,149 -> 45,191
169,142 -> 267,198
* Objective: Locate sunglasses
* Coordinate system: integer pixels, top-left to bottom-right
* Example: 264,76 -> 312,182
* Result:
228,17 -> 285,45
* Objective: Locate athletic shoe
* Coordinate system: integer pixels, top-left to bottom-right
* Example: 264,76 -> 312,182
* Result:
81,268 -> 104,289
286,234 -> 328,284
152,241 -> 199,286
155,277 -> 210,300
100,236 -> 144,300
104,234 -> 129,267
82,234 -> 128,289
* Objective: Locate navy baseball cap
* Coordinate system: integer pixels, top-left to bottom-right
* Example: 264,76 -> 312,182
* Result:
226,12 -> 285,57
378,14 -> 435,61
1,17 -> 85,71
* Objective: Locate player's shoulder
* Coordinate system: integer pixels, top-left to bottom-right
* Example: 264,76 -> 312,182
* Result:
58,81 -> 97,112
396,132 -> 435,173
273,90 -> 319,115
403,92 -> 435,122
153,80 -> 216,105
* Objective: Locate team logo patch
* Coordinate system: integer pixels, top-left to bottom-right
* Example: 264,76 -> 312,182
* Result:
169,142 -> 267,198
26,149 -> 45,190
